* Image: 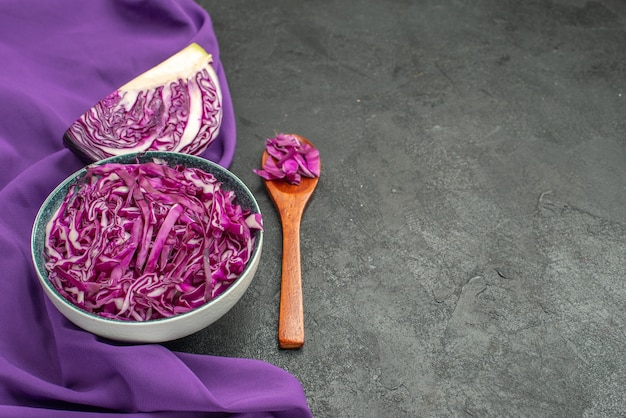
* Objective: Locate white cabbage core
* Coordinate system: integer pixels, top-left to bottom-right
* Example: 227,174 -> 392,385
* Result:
121,43 -> 213,91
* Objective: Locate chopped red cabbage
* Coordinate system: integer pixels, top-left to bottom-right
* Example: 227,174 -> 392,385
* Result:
44,160 -> 262,321
253,134 -> 320,185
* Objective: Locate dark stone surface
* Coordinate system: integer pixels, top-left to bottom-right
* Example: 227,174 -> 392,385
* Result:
165,1 -> 626,416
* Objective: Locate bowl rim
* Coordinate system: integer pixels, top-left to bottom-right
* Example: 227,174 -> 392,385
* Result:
31,151 -> 263,326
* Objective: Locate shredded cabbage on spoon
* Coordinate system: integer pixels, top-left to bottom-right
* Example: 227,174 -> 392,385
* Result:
254,133 -> 320,185
44,160 -> 262,321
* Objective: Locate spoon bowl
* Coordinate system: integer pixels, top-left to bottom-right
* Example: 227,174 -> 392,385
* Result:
262,134 -> 319,349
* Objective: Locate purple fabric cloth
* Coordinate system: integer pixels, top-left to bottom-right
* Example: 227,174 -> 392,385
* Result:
0,1 -> 312,417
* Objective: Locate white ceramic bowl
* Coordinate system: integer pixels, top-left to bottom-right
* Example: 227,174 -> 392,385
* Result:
31,151 -> 263,343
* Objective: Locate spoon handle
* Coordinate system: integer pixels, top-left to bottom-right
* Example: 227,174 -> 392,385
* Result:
277,206 -> 305,349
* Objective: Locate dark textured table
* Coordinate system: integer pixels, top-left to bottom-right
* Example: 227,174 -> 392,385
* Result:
165,1 -> 626,416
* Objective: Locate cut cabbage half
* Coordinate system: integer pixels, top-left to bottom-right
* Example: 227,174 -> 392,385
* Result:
64,43 -> 223,162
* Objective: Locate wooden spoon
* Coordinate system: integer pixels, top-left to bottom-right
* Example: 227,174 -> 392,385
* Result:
262,134 -> 320,349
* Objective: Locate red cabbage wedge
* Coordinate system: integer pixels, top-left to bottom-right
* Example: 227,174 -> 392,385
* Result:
64,43 -> 223,162
44,159 -> 262,321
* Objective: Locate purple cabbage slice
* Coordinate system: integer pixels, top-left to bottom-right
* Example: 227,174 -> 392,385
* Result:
44,159 -> 262,321
253,133 -> 320,185
64,43 -> 223,162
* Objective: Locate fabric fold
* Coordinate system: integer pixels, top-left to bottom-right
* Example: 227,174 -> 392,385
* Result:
0,1 -> 311,416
